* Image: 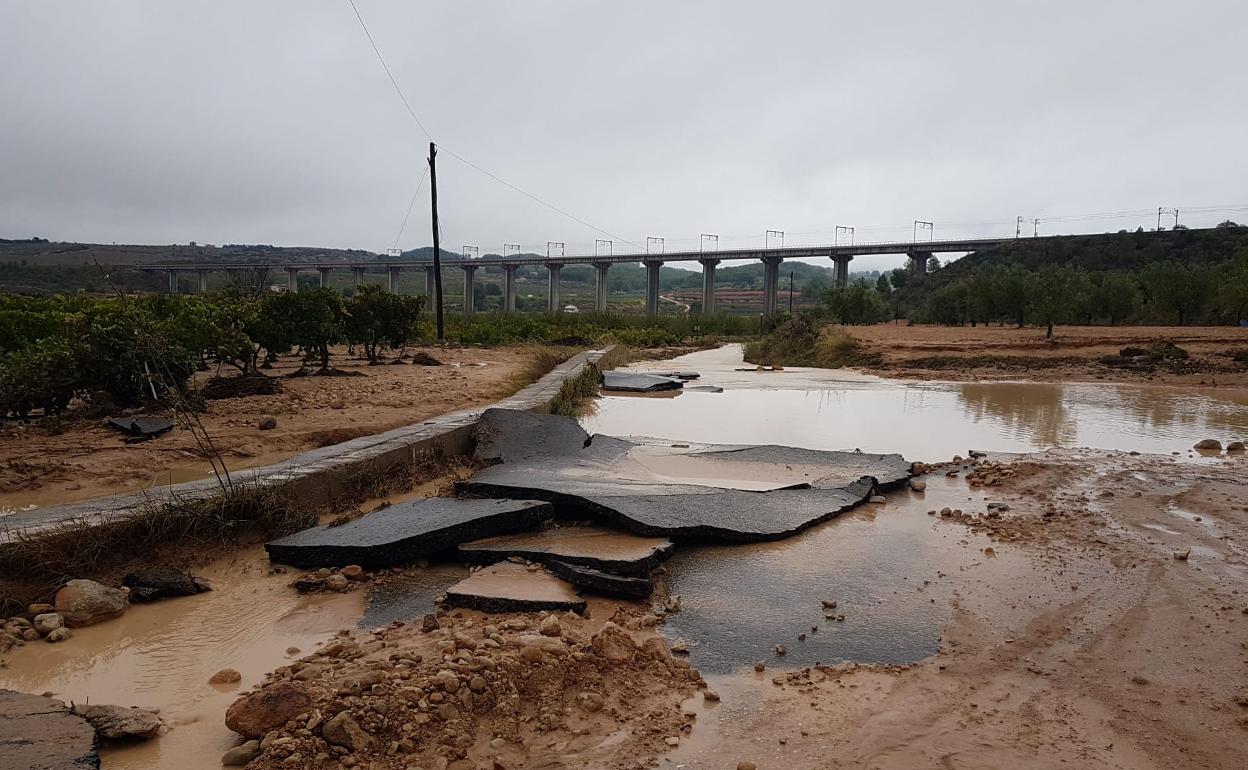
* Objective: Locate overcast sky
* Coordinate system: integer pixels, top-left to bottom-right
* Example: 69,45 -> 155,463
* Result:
2,1 -> 1246,272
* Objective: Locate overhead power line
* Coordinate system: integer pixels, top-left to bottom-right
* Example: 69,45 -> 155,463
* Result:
392,164 -> 429,252
344,0 -> 638,250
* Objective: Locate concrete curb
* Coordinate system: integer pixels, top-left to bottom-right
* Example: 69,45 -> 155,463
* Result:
0,347 -> 612,543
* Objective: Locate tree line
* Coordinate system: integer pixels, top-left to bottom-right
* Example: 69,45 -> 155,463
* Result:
0,286 -> 423,418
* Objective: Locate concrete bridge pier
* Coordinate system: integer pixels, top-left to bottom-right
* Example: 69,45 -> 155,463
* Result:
546,263 -> 563,312
352,266 -> 366,290
167,269 -> 178,294
197,269 -> 210,293
461,264 -> 478,313
698,258 -> 720,313
387,266 -> 402,293
908,251 -> 933,276
423,267 -> 436,310
593,262 -> 610,313
503,265 -> 518,312
761,256 -> 783,315
318,267 -> 332,288
832,254 -> 853,288
286,267 -> 299,292
644,259 -> 663,317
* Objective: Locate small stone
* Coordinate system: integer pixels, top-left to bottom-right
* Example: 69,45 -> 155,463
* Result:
323,711 -> 376,752
1173,547 -> 1191,561
1227,441 -> 1245,452
1193,439 -> 1221,451
754,661 -> 765,672
576,691 -> 605,712
590,623 -> 637,662
869,495 -> 887,503
737,764 -> 758,770
774,644 -> 786,655
32,613 -> 65,636
1131,675 -> 1150,686
27,603 -> 54,617
45,627 -> 72,643
468,676 -> 487,693
222,740 -> 262,766
909,479 -> 927,492
210,669 -> 243,685
258,416 -> 278,430
323,574 -> 350,591
539,615 -> 562,637
821,599 -> 837,609
798,633 -> 806,641
664,736 -> 680,747
421,614 -> 440,632
340,565 -> 365,581
519,646 -> 544,663
702,691 -> 720,702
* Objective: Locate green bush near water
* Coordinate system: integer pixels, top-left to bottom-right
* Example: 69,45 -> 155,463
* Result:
440,312 -> 757,347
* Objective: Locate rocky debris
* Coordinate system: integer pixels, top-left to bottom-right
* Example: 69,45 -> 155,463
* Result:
290,566 -> 368,593
547,559 -> 655,598
1193,439 -> 1222,451
265,498 -> 554,568
210,669 -> 243,685
225,608 -> 697,770
54,580 -> 129,627
121,566 -> 210,602
258,416 -> 278,430
602,371 -> 685,392
71,704 -> 161,742
221,739 -> 261,766
224,681 -> 316,738
965,461 -> 1018,487
462,409 -> 911,542
444,562 -> 587,614
458,526 -> 675,575
0,689 -> 99,770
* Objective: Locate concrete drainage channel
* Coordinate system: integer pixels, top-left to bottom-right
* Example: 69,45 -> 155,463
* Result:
0,347 -> 614,542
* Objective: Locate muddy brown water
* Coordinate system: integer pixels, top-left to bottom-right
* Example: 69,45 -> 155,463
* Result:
584,345 -> 1248,460
2,344 -> 1244,768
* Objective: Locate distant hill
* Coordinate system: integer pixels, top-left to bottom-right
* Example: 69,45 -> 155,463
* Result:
892,225 -> 1248,304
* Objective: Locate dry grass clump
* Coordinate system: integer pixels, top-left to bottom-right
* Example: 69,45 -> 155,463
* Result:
0,483 -> 314,594
745,317 -> 881,369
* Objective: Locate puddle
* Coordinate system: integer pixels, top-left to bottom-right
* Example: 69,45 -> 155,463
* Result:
584,345 -> 1248,462
358,562 -> 467,628
0,547 -> 365,770
658,474 -> 1009,674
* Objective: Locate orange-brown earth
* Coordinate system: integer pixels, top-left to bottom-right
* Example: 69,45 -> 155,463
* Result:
849,323 -> 1248,386
0,346 -> 539,511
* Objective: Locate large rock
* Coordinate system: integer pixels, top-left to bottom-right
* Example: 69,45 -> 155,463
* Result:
461,409 -> 912,542
0,689 -> 99,770
591,622 -> 638,662
71,704 -> 161,742
265,498 -> 554,568
32,613 -> 65,636
321,711 -> 375,752
224,681 -> 315,739
121,566 -> 206,602
54,580 -> 129,628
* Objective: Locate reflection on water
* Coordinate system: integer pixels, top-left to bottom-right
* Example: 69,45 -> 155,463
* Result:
582,345 -> 1248,461
661,475 -> 1007,674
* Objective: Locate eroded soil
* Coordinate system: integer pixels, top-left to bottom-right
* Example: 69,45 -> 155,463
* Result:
0,346 -> 536,511
850,323 -> 1248,385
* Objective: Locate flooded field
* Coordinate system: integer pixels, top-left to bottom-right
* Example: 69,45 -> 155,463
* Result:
2,344 -> 1246,769
584,345 -> 1248,460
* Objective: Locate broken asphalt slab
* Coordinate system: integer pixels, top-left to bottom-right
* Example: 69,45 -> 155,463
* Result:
0,689 -> 99,770
265,498 -> 554,568
458,527 -> 674,574
460,409 -> 912,542
104,416 -> 173,440
546,559 -> 654,598
601,371 -> 684,392
647,371 -> 700,380
444,562 -> 587,613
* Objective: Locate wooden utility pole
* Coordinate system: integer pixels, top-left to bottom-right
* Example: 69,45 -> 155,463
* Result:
428,142 -> 444,341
